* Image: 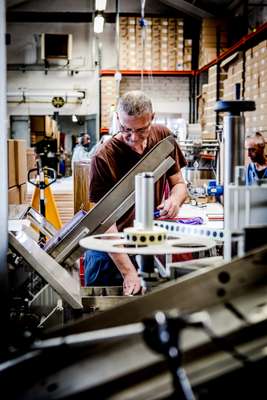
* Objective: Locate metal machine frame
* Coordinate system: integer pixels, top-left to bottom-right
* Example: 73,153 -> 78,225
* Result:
1,244 -> 267,399
8,137 -> 176,326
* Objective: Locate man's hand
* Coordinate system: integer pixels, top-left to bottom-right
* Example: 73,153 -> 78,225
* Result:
123,269 -> 141,295
157,172 -> 187,219
157,195 -> 180,219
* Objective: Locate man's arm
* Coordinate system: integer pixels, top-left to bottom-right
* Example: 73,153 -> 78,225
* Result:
157,171 -> 187,218
106,224 -> 141,295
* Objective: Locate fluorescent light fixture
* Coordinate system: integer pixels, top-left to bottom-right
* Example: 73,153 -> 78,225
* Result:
94,14 -> 105,33
95,0 -> 107,11
72,114 -> 78,123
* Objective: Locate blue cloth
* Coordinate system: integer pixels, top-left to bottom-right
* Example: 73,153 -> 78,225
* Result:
84,250 -> 123,286
178,217 -> 204,225
246,163 -> 267,185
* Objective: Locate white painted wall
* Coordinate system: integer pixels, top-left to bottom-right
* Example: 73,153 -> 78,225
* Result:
120,76 -> 190,121
7,22 -> 102,119
6,21 -> 120,123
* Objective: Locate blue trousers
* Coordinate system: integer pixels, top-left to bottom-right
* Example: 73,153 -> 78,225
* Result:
84,250 -> 139,287
84,250 -> 123,286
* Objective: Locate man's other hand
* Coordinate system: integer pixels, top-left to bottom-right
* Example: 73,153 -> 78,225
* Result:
123,270 -> 142,295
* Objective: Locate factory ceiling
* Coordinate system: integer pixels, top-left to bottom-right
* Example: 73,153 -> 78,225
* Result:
6,0 -> 265,22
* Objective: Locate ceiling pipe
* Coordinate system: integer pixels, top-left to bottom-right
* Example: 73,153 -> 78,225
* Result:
7,90 -> 85,99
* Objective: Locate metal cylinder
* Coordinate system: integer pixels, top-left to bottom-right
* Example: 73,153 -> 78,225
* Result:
141,172 -> 154,230
224,115 -> 245,185
134,172 -> 154,230
134,174 -> 143,228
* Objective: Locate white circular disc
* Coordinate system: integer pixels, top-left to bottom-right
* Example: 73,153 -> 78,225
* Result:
79,233 -> 216,255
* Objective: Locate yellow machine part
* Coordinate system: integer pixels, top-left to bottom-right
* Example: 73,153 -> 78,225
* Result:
31,177 -> 62,230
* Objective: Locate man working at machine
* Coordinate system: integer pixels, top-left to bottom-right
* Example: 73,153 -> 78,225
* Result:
85,91 -> 187,295
245,131 -> 267,185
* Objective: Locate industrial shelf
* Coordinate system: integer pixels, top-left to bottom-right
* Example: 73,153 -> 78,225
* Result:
198,21 -> 267,73
100,21 -> 267,129
101,21 -> 267,77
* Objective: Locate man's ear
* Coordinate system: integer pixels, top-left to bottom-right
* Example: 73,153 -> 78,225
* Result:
151,112 -> 155,121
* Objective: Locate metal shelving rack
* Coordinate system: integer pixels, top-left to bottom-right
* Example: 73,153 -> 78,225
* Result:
99,21 -> 267,129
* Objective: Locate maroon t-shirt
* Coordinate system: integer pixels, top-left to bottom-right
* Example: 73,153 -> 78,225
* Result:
89,124 -> 186,231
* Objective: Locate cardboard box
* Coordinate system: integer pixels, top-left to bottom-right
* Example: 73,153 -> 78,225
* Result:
8,186 -> 20,205
8,139 -> 16,188
184,39 -> 192,47
30,116 -> 53,136
19,183 -> 27,204
26,148 -> 36,171
14,140 -> 27,185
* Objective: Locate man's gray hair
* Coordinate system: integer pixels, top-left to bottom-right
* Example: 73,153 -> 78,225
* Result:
117,91 -> 153,116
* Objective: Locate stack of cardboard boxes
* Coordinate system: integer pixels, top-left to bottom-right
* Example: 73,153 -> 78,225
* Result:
176,19 -> 185,70
119,17 -> 192,71
222,54 -> 243,100
119,16 -> 129,69
151,18 -> 161,69
8,139 -> 27,205
30,115 -> 59,145
160,18 -> 169,70
167,18 -> 177,70
184,39 -> 193,70
245,40 -> 267,136
135,17 -> 152,70
199,18 -> 228,68
101,16 -> 194,130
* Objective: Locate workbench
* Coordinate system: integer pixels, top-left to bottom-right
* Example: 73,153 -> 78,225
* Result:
155,202 -> 224,242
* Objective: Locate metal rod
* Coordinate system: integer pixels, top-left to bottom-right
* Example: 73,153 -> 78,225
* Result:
0,0 -> 9,358
134,174 -> 143,228
141,172 -> 154,230
33,322 -> 144,350
115,0 -> 120,72
224,115 -> 245,185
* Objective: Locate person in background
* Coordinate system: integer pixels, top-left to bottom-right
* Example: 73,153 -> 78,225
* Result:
71,133 -> 91,170
35,134 -> 58,173
59,146 -> 66,177
245,132 -> 267,185
84,90 -> 187,295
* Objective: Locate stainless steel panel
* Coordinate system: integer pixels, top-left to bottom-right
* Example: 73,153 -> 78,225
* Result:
45,244 -> 267,337
9,231 -> 83,309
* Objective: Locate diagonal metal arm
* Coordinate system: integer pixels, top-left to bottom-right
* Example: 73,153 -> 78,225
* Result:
48,137 -> 176,267
44,244 -> 267,336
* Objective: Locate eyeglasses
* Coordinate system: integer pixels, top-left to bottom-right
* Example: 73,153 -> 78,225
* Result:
118,120 -> 151,135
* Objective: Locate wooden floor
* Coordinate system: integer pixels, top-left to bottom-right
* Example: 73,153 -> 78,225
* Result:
26,177 -> 74,226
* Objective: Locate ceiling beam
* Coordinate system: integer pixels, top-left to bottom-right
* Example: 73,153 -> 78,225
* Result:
159,0 -> 214,19
6,12 -> 95,23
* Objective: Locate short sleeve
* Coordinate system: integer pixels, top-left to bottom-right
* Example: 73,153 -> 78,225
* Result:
89,155 -> 114,203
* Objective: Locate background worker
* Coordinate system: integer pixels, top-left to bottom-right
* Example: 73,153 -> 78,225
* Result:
245,132 -> 267,185
71,133 -> 91,170
85,90 -> 188,295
